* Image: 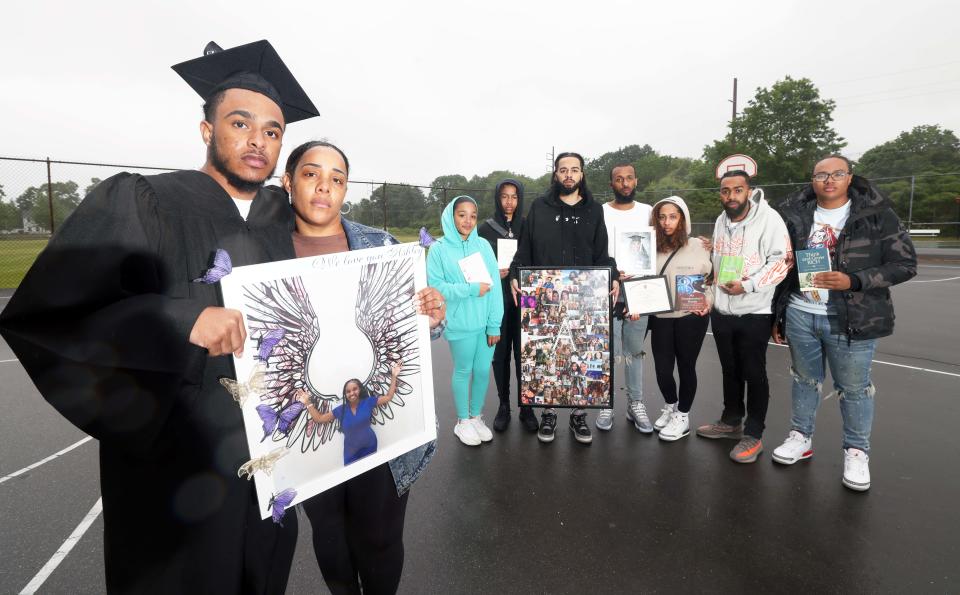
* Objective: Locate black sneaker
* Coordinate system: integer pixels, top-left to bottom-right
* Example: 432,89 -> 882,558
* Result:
538,410 -> 557,443
493,403 -> 511,432
519,406 -> 539,433
569,411 -> 593,444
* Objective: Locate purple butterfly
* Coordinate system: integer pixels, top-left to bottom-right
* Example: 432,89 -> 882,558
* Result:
192,248 -> 232,283
418,227 -> 436,248
268,488 -> 297,525
256,401 -> 306,441
255,328 -> 285,362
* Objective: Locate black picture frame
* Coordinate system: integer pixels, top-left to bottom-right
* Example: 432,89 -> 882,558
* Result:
517,267 -> 614,409
622,275 -> 673,316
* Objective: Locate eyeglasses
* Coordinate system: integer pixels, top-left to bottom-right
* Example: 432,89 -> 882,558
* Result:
812,171 -> 850,183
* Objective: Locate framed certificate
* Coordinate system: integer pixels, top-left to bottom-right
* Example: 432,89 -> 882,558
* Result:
622,275 -> 673,316
517,267 -> 613,409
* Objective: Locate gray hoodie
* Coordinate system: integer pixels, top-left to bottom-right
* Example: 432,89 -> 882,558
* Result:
711,188 -> 793,315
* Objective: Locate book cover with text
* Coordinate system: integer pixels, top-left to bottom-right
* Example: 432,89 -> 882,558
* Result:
796,247 -> 831,292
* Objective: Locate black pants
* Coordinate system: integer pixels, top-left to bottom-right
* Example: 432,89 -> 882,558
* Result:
649,313 -> 710,413
710,312 -> 773,439
492,300 -> 521,407
302,463 -> 409,595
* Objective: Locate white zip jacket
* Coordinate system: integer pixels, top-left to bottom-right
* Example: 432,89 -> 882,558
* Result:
711,188 -> 793,315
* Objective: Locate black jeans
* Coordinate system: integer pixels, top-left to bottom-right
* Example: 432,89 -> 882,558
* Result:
710,312 -> 773,439
649,313 -> 710,413
302,463 -> 409,595
492,299 -> 521,408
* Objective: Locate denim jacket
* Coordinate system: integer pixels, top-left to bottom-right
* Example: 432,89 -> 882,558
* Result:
342,217 -> 438,496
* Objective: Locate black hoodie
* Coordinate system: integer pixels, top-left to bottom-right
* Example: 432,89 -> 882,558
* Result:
479,178 -> 526,306
509,184 -> 618,281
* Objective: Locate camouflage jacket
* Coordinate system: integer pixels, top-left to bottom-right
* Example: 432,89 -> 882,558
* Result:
772,175 -> 917,340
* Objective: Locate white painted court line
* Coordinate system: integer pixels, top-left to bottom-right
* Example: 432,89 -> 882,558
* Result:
704,331 -> 960,378
0,436 -> 94,485
0,358 -> 19,364
908,275 -> 960,283
870,359 -> 960,378
19,497 -> 103,595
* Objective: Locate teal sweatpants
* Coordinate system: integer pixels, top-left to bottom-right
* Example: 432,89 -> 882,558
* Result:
448,331 -> 496,419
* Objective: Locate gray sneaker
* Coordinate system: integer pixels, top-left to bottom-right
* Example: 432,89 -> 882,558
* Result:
595,408 -> 614,431
626,401 -> 654,433
696,421 -> 743,440
729,437 -> 763,463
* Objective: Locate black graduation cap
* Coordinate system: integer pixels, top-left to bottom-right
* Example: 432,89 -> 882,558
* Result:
172,40 -> 319,124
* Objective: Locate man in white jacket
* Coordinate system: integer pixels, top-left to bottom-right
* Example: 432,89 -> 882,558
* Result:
696,170 -> 792,463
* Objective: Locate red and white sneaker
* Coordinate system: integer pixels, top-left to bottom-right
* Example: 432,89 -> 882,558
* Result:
772,430 -> 814,465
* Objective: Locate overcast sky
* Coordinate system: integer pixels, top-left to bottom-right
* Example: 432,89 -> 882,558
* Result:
3,0 -> 959,199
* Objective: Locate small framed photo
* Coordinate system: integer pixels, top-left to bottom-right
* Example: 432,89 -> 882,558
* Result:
622,275 -> 673,316
614,226 -> 656,277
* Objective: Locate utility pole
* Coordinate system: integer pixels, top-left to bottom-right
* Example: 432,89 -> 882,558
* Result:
730,77 -> 738,150
547,146 -> 555,173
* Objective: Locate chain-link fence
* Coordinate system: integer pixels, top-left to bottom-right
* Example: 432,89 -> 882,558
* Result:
2,156 -> 958,287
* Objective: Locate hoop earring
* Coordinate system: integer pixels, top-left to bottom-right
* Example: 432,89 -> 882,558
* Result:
340,202 -> 352,216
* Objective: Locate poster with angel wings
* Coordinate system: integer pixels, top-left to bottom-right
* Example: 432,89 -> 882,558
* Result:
220,242 -> 437,521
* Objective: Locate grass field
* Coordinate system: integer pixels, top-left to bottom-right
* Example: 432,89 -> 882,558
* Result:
0,238 -> 48,288
0,229 -> 422,289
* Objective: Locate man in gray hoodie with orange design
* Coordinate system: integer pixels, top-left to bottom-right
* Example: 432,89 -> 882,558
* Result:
696,170 -> 792,464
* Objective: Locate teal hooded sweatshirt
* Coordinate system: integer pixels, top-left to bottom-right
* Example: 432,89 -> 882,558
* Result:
427,196 -> 504,341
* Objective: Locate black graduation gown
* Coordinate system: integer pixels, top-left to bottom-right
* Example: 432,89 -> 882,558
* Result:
0,170 -> 298,594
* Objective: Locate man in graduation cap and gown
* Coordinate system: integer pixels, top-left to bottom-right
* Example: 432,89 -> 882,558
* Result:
0,41 -> 317,593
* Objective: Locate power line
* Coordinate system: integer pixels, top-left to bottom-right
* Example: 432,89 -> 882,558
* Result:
832,78 -> 960,101
837,87 -> 960,108
820,60 -> 960,86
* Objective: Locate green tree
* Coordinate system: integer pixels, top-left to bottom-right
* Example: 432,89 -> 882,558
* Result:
15,181 -> 82,231
703,76 -> 846,201
0,184 -> 21,231
858,125 -> 960,223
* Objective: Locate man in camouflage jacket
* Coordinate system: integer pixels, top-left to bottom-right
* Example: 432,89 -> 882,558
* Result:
770,155 -> 917,492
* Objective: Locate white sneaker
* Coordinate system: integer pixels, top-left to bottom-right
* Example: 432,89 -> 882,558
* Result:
842,448 -> 871,491
654,403 -> 677,431
772,430 -> 814,465
626,401 -> 654,433
454,419 -> 481,446
658,412 -> 690,442
595,408 -> 614,430
471,416 -> 493,442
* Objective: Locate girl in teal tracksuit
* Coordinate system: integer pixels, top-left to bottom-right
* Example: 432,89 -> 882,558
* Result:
427,196 -> 504,446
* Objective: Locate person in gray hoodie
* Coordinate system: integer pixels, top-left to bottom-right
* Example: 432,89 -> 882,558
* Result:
696,170 -> 792,463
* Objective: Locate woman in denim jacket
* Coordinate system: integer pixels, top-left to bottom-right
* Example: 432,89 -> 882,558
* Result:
282,140 -> 443,593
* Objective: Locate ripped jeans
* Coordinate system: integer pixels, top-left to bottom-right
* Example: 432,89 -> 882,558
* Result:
613,315 -> 648,403
785,306 -> 877,452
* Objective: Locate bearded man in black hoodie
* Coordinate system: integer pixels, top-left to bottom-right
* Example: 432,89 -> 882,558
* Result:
510,153 -> 620,444
479,179 -> 539,432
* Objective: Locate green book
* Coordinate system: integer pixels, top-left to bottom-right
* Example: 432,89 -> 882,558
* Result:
717,256 -> 744,285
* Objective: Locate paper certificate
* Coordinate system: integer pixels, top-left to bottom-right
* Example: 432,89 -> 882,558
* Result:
458,251 -> 493,285
623,276 -> 673,316
497,238 -> 518,269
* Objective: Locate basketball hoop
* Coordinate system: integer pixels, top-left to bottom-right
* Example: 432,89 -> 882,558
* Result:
715,154 -> 758,179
